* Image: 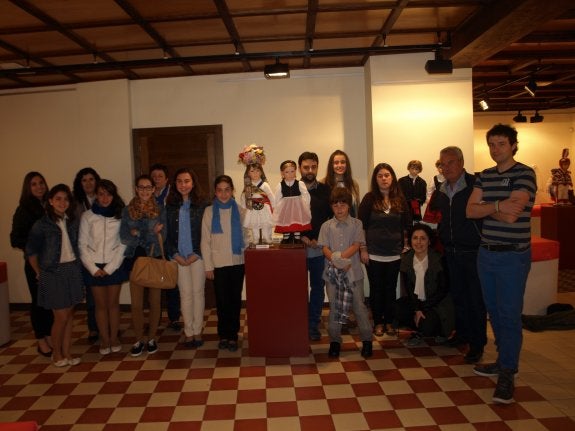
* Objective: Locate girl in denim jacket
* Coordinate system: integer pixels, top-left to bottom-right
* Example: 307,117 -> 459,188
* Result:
27,184 -> 84,367
120,175 -> 166,356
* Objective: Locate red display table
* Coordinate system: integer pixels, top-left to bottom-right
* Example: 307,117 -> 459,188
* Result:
540,205 -> 574,269
524,236 -> 559,315
245,247 -> 309,357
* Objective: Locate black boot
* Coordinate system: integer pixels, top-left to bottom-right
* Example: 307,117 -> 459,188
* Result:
328,342 -> 340,358
361,341 -> 373,358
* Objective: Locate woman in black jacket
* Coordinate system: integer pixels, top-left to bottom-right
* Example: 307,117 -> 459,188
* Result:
397,224 -> 454,345
10,171 -> 54,357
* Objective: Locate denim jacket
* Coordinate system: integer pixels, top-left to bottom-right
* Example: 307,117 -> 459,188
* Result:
120,206 -> 166,258
26,215 -> 80,272
165,200 -> 209,259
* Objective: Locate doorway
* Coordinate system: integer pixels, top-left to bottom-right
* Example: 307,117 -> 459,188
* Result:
132,125 -> 224,311
132,125 -> 224,196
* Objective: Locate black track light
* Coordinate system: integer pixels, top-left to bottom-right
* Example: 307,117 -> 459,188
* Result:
513,111 -> 527,123
530,110 -> 544,123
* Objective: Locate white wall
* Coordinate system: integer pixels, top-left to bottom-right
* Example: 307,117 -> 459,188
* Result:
130,68 -> 368,195
367,53 -> 475,186
0,80 -> 132,303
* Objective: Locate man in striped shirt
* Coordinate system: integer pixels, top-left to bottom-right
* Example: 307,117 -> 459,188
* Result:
466,124 -> 536,405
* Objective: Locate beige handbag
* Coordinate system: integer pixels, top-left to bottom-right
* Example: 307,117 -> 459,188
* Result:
129,233 -> 177,289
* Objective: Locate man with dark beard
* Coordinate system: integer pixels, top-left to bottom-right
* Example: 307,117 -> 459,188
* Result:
298,152 -> 332,340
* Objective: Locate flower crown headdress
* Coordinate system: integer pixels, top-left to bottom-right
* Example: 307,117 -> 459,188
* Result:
238,144 -> 266,166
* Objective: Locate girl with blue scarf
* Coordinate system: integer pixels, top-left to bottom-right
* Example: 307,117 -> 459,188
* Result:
200,175 -> 245,352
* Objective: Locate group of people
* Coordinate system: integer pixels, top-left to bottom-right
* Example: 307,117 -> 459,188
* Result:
10,123 -> 535,406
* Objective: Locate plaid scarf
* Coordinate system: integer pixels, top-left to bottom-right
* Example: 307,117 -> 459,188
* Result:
127,197 -> 160,220
326,262 -> 353,324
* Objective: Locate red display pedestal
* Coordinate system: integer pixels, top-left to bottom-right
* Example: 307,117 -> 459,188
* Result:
245,247 -> 309,357
541,205 -> 575,269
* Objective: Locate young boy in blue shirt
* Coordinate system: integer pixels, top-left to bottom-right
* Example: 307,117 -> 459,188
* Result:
318,187 -> 373,358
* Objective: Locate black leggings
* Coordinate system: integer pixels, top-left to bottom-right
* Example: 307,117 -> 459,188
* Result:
24,260 -> 53,339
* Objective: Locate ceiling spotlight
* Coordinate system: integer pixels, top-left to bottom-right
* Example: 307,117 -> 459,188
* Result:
530,110 -> 544,123
479,99 -> 489,111
425,49 -> 453,74
264,58 -> 289,79
513,111 -> 527,123
524,78 -> 537,97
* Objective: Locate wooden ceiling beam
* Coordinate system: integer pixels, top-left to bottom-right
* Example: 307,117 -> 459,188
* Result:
9,0 -> 140,79
113,0 -> 194,74
450,0 -> 574,68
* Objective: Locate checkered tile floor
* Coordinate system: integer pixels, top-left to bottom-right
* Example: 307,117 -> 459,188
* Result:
1,306 -> 574,431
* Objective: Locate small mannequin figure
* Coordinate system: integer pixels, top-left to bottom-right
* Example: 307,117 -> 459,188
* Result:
240,163 -> 274,244
274,160 -> 312,244
238,144 -> 274,244
398,160 -> 427,223
551,149 -> 573,205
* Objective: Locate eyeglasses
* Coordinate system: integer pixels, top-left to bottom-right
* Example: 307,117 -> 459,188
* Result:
137,186 -> 154,191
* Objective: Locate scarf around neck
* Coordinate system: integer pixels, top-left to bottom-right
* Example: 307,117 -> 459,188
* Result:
128,196 -> 160,220
211,197 -> 243,255
91,201 -> 116,218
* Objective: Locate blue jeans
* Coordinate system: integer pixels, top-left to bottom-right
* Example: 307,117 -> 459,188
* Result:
307,255 -> 325,334
478,247 -> 531,372
445,250 -> 486,350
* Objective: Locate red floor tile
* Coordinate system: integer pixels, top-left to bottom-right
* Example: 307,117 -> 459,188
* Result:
82,371 -> 113,383
372,369 -> 404,381
156,379 -> 185,392
446,389 -> 484,405
119,393 -> 152,407
265,375 -> 294,388
237,389 -> 267,403
178,391 -> 209,405
203,404 -> 236,420
187,368 -> 215,379
299,414 -> 336,431
134,370 -> 163,381
427,406 -> 469,424
75,407 -> 115,424
319,372 -> 349,385
233,418 -> 268,431
239,366 -> 266,377
327,397 -> 362,414
3,396 -> 41,410
295,386 -> 326,400
387,393 -> 424,409
139,406 -> 175,422
100,381 -> 131,394
210,377 -> 240,390
59,394 -> 95,409
351,382 -> 385,397
266,401 -> 299,417
364,410 -> 403,429
167,422 -> 201,431
408,378 -> 442,393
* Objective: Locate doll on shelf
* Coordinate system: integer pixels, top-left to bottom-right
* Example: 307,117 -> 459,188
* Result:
238,144 -> 275,244
551,148 -> 573,205
273,160 -> 312,244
